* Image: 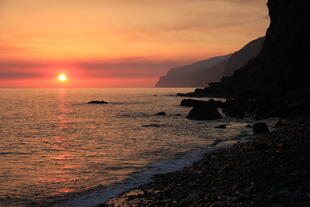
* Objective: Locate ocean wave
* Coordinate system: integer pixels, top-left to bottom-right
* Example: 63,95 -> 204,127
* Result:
53,146 -> 224,207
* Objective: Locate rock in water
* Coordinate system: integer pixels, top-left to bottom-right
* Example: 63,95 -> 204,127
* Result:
187,103 -> 222,120
181,99 -> 223,108
180,99 -> 209,107
88,101 -> 108,104
155,112 -> 166,116
253,123 -> 270,134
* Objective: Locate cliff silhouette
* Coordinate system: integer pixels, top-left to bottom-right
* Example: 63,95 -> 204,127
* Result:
155,37 -> 264,88
206,0 -> 310,97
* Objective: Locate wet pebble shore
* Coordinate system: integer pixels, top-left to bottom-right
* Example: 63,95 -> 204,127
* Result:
102,121 -> 310,207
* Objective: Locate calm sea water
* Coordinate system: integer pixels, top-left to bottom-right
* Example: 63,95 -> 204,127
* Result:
0,88 -> 257,207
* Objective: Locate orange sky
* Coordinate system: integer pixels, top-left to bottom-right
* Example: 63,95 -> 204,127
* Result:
0,0 -> 268,87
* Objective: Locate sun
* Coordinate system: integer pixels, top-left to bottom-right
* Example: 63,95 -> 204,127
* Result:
58,74 -> 67,82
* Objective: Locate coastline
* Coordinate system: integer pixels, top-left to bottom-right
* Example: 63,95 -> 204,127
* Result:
56,140 -> 242,207
102,121 -> 310,207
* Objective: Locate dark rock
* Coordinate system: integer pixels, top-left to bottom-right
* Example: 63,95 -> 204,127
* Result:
215,125 -> 226,129
255,143 -> 269,151
209,201 -> 233,207
143,124 -> 161,128
187,103 -> 222,120
211,139 -> 222,146
246,124 -> 252,128
174,113 -> 182,116
270,203 -> 286,207
177,88 -> 208,97
180,99 -> 209,107
274,120 -> 283,128
253,123 -> 270,134
278,189 -> 290,198
277,142 -> 290,150
194,88 -> 207,97
88,100 -> 108,104
295,201 -> 310,207
180,99 -> 223,108
155,112 -> 166,116
180,193 -> 200,205
200,0 -> 310,110
222,99 -> 245,118
208,99 -> 224,108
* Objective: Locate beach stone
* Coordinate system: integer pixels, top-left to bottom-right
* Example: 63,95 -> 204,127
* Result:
143,124 -> 161,128
253,123 -> 270,134
270,203 -> 286,207
209,201 -> 232,207
295,201 -> 310,207
88,100 -> 108,104
291,188 -> 305,201
278,189 -> 290,197
180,193 -> 199,205
255,143 -> 269,151
215,124 -> 226,129
211,139 -> 222,146
155,112 -> 166,116
274,120 -> 283,128
187,103 -> 222,120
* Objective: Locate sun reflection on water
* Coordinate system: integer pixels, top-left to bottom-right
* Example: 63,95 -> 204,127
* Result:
44,88 -> 78,196
57,88 -> 70,130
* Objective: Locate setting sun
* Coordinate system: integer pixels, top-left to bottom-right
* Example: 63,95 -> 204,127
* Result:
58,74 -> 67,82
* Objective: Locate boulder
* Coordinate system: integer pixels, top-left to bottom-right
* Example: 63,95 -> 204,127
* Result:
274,120 -> 283,128
253,123 -> 270,134
187,103 -> 222,120
180,99 -> 209,107
88,100 -> 108,104
180,193 -> 200,205
215,125 -> 226,129
181,99 -> 223,108
155,112 -> 167,116
176,88 -> 207,97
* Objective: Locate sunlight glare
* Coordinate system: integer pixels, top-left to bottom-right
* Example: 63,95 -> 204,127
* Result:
58,74 -> 67,82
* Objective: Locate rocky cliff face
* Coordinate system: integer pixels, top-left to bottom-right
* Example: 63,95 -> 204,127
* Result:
224,37 -> 264,77
207,0 -> 310,97
261,0 -> 310,90
156,37 -> 264,88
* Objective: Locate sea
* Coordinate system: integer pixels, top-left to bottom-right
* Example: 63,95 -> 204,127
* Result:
0,88 -> 275,207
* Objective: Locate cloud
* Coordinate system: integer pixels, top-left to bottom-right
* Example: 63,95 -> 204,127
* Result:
0,71 -> 42,79
0,57 -> 192,79
0,59 -> 45,69
76,57 -> 191,78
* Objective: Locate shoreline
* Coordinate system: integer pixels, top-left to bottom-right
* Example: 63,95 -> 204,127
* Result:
56,141 -> 241,207
102,121 -> 310,207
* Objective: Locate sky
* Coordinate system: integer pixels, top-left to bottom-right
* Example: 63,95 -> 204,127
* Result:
0,0 -> 269,88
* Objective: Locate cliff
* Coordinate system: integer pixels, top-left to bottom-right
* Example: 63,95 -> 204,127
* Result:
156,37 -> 264,88
224,37 -> 265,77
206,0 -> 310,97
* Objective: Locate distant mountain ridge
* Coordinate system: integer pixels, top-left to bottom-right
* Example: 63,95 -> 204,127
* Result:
155,37 -> 264,88
155,55 -> 231,88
